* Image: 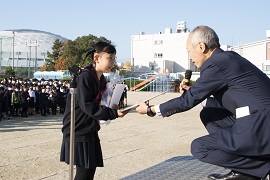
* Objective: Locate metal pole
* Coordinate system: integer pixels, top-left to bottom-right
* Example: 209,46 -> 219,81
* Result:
35,45 -> 37,72
12,31 -> 15,71
69,74 -> 77,180
16,52 -> 20,72
28,46 -> 31,78
69,88 -> 75,180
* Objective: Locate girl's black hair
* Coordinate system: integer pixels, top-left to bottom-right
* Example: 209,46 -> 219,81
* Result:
85,41 -> 116,60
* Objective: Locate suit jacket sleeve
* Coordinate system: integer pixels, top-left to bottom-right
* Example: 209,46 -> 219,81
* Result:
159,62 -> 227,117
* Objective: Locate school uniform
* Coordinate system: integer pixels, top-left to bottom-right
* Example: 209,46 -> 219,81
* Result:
57,90 -> 66,114
49,90 -> 58,115
3,88 -> 13,117
39,90 -> 49,116
0,90 -> 4,120
60,64 -> 118,169
20,90 -> 29,117
11,90 -> 21,116
35,88 -> 41,114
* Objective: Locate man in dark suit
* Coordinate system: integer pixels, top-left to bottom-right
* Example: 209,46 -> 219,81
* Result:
135,26 -> 270,180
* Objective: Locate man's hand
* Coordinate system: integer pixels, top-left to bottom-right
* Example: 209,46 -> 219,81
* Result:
180,80 -> 191,94
135,101 -> 148,115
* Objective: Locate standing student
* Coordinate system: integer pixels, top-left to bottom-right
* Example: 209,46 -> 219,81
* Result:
0,86 -> 4,121
39,86 -> 49,116
60,41 -> 129,180
49,87 -> 58,115
135,26 -> 270,180
20,86 -> 30,117
11,85 -> 21,116
58,86 -> 67,114
123,80 -> 128,107
3,84 -> 13,119
34,85 -> 41,114
28,85 -> 36,115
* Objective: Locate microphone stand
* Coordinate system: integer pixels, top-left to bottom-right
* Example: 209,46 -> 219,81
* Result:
68,68 -> 78,180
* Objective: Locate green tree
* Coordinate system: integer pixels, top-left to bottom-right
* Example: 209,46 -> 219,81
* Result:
43,35 -> 118,71
5,66 -> 15,77
124,61 -> 131,71
16,67 -> 29,77
63,35 -> 114,67
46,39 -> 64,71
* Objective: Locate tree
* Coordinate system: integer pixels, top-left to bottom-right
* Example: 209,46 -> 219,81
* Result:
45,39 -> 65,71
16,67 -> 28,77
55,56 -> 70,70
5,66 -> 14,77
124,61 -> 131,71
43,34 -> 118,72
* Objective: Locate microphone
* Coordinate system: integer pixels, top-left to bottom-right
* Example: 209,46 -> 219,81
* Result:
183,69 -> 192,86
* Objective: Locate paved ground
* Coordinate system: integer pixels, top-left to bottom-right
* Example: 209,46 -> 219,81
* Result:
0,91 -> 223,180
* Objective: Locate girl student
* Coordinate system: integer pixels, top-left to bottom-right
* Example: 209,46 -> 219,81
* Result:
60,41 -> 129,180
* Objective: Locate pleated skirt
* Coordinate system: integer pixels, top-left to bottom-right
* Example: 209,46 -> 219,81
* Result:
60,136 -> 103,169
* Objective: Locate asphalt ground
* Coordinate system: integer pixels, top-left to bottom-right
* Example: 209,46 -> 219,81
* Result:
0,91 -> 216,180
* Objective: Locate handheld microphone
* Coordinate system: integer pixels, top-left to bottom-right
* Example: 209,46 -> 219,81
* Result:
183,69 -> 192,86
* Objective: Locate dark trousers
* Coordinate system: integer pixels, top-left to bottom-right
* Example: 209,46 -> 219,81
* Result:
191,98 -> 270,178
40,104 -> 47,116
74,166 -> 96,180
13,103 -> 20,116
21,107 -> 28,117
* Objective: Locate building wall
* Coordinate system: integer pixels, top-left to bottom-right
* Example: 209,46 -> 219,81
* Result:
232,40 -> 270,70
131,31 -> 189,74
131,27 -> 270,76
266,42 -> 270,60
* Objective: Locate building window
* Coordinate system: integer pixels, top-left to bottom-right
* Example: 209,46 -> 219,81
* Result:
154,40 -> 163,45
154,53 -> 163,58
266,65 -> 270,71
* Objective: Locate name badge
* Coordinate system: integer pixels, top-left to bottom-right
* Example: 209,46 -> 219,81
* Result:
236,106 -> 250,119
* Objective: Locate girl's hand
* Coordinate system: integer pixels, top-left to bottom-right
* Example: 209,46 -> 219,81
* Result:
111,104 -> 119,109
111,103 -> 130,117
117,109 -> 130,117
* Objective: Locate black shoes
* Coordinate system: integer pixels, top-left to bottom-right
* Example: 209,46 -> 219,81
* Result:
208,171 -> 261,180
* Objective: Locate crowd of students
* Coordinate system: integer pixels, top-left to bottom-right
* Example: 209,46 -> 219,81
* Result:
0,77 -> 69,121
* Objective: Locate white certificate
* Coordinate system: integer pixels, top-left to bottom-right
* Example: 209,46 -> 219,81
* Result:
109,84 -> 125,108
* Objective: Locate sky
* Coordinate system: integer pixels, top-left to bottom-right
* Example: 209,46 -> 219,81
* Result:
1,0 -> 269,63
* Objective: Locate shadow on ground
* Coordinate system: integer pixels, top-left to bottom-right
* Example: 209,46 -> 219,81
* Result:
121,156 -> 229,180
0,114 -> 63,132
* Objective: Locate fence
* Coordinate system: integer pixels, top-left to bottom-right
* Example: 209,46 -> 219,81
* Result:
124,75 -> 176,92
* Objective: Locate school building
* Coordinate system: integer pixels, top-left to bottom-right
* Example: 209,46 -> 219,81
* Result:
130,21 -> 270,78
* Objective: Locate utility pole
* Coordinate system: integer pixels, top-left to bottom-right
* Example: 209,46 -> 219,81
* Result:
26,40 -> 39,78
12,31 -> 16,74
